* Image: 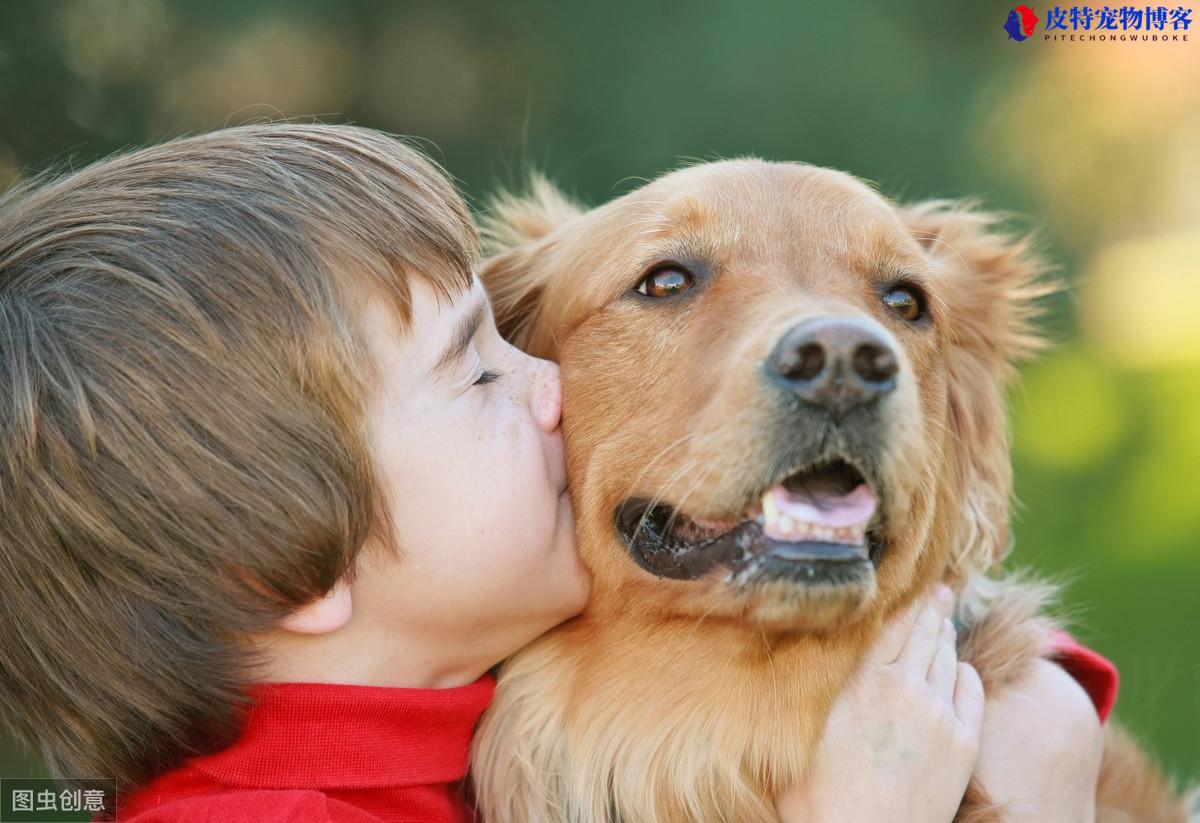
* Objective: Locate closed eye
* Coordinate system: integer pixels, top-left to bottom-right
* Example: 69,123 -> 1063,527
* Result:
474,369 -> 503,386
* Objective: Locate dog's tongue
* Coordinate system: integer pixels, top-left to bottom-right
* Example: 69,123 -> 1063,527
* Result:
763,482 -> 877,529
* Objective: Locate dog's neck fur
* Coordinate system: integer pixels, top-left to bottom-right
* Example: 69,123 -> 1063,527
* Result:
469,466 -> 956,822
473,581 -> 880,823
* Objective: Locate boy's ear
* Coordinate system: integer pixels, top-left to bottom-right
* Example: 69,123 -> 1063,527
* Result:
898,199 -> 1061,579
277,578 -> 353,635
479,174 -> 583,352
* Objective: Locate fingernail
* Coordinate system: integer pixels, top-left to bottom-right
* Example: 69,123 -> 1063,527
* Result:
935,584 -> 953,603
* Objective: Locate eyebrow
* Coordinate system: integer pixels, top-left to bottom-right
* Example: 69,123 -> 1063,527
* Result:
857,239 -> 927,279
637,235 -> 722,271
429,293 -> 488,380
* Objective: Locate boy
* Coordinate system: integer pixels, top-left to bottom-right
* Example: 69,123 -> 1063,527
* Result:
0,124 -> 1106,822
0,123 -> 588,820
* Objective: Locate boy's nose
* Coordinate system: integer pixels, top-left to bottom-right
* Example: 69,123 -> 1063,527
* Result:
531,359 -> 562,433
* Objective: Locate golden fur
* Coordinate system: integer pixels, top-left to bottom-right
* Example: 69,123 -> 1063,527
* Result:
470,159 -> 1193,822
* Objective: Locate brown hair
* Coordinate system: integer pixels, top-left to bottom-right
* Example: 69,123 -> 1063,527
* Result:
0,123 -> 476,791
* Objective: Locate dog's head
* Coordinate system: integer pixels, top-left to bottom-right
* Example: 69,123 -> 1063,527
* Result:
482,160 -> 1054,633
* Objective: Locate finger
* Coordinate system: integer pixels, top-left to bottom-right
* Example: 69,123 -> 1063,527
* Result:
953,661 -> 985,742
927,618 -> 960,699
897,587 -> 954,673
866,585 -> 949,665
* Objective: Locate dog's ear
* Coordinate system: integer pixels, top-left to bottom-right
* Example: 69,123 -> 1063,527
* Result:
479,174 -> 584,352
899,199 -> 1061,579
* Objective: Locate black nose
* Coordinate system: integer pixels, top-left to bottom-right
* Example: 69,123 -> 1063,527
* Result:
766,317 -> 898,422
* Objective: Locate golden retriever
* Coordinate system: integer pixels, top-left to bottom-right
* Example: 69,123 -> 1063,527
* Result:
469,159 -> 1192,822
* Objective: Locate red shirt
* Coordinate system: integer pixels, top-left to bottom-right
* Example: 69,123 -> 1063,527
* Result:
1047,629 -> 1119,724
104,636 -> 1117,822
109,674 -> 495,822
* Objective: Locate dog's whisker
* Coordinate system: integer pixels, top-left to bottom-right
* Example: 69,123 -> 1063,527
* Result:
659,458 -> 719,542
640,454 -> 710,545
624,430 -> 709,548
646,408 -> 788,566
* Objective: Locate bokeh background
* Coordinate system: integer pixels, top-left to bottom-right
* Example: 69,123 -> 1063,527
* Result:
2,0 -> 1197,785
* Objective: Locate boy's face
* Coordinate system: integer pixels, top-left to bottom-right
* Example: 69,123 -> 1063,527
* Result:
353,274 -> 589,678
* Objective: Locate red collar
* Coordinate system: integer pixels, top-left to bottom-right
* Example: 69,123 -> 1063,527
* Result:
186,674 -> 496,791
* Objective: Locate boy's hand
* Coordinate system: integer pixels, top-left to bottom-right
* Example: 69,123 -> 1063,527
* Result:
972,657 -> 1104,822
775,585 -> 984,823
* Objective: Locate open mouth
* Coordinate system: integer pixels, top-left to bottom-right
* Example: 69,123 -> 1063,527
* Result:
615,457 -> 886,584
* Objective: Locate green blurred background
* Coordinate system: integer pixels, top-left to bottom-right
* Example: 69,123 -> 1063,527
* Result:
1,0 -> 1196,785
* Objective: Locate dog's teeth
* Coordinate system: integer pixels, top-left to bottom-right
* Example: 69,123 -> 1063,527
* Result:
760,488 -> 874,545
762,492 -> 779,526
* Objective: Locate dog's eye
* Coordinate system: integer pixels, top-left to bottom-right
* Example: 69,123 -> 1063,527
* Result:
882,285 -> 926,322
636,266 -> 694,298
